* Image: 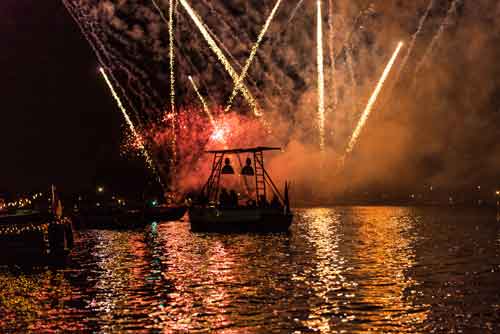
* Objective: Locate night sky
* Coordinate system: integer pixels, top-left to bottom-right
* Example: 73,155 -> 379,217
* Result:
0,1 -> 147,194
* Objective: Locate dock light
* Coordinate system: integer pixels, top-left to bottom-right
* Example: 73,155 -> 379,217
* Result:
97,186 -> 104,194
496,190 -> 500,196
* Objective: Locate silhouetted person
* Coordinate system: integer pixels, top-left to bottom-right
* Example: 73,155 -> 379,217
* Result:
219,188 -> 230,208
270,195 -> 281,209
259,195 -> 269,208
229,190 -> 238,208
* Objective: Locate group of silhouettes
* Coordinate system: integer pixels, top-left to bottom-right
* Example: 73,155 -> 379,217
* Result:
219,188 -> 282,209
219,188 -> 239,208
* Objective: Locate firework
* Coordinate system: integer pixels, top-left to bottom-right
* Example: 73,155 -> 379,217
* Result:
327,0 -> 337,110
346,42 -> 404,154
179,0 -> 261,117
224,0 -> 282,113
188,75 -> 214,125
168,0 -> 176,116
168,0 -> 178,189
317,0 -> 326,151
287,0 -> 305,26
394,0 -> 434,85
99,67 -> 156,174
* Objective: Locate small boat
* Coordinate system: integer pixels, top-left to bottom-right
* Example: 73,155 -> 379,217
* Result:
74,196 -> 186,229
143,204 -> 187,221
188,146 -> 293,232
0,188 -> 73,262
0,212 -> 73,260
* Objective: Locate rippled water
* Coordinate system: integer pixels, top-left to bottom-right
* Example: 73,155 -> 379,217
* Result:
1,207 -> 500,333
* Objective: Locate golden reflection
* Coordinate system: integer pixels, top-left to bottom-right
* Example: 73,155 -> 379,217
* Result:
87,231 -> 150,328
154,223 -> 243,333
348,207 -> 430,330
300,208 -> 350,331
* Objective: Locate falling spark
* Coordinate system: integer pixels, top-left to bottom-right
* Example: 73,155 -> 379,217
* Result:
168,0 -> 177,189
346,42 -> 404,154
395,0 -> 434,85
168,0 -> 176,116
346,47 -> 357,118
151,0 -> 168,23
286,0 -> 305,28
317,0 -> 326,151
327,0 -> 337,110
99,67 -> 157,173
179,0 -> 261,117
415,0 -> 460,77
225,0 -> 282,113
188,75 -> 214,125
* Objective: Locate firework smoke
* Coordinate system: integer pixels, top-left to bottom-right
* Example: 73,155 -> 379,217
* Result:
346,42 -> 404,154
151,108 -> 271,192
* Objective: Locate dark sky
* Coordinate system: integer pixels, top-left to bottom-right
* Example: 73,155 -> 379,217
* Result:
0,1 -> 147,194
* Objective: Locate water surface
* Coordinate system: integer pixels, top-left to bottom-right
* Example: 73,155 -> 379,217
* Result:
1,207 -> 500,333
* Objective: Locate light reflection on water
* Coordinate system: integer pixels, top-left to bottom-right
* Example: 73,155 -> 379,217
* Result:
1,207 -> 500,333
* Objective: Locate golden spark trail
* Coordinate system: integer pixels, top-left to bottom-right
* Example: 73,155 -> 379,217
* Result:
179,0 -> 261,117
317,0 -> 326,151
346,42 -> 404,154
99,67 -> 156,172
168,0 -> 176,117
168,0 -> 178,190
225,0 -> 282,113
188,75 -> 214,125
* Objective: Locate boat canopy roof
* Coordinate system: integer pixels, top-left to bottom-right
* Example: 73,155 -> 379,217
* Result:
205,146 -> 282,154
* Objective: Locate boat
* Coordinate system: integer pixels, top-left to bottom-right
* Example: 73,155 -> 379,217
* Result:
74,195 -> 186,229
143,204 -> 187,221
0,188 -> 73,262
188,146 -> 293,232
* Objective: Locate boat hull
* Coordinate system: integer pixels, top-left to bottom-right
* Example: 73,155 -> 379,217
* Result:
0,214 -> 73,263
144,206 -> 187,222
188,207 -> 293,233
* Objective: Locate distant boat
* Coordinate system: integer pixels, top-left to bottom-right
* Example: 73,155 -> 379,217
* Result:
74,198 -> 186,229
144,204 -> 187,221
188,146 -> 293,232
0,188 -> 73,262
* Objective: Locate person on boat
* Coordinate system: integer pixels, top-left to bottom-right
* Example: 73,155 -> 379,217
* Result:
219,188 -> 230,208
229,190 -> 238,208
258,195 -> 269,208
270,195 -> 281,209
